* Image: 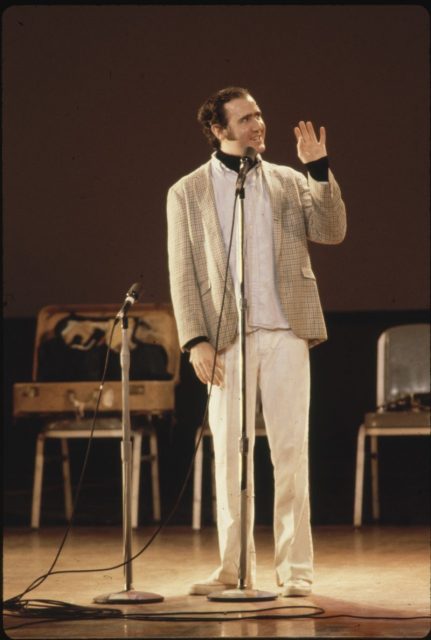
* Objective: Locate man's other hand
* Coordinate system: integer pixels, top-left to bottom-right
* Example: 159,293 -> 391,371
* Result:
189,342 -> 224,387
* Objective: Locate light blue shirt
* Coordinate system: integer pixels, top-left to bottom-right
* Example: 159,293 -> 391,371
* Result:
210,153 -> 290,331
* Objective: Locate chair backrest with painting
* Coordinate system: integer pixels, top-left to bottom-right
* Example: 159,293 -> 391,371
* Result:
33,303 -> 180,384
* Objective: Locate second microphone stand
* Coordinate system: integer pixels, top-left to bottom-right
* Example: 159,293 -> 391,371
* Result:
94,310 -> 164,604
208,177 -> 277,603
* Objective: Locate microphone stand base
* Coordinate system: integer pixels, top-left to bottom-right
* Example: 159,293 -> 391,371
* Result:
94,589 -> 164,604
208,588 -> 278,602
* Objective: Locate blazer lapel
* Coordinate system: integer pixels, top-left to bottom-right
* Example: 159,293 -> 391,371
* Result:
195,163 -> 235,294
262,162 -> 283,263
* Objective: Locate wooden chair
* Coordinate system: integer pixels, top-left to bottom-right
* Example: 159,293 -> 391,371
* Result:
13,303 -> 180,528
353,323 -> 430,527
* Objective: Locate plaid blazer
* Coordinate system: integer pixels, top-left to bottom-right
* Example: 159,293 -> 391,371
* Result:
167,159 -> 346,351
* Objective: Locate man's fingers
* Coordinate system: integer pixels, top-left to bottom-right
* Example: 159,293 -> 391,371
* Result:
193,362 -> 207,385
207,359 -> 224,386
319,126 -> 326,146
296,121 -> 324,145
191,352 -> 224,386
298,120 -> 309,140
305,121 -> 318,142
215,355 -> 224,375
194,368 -> 207,385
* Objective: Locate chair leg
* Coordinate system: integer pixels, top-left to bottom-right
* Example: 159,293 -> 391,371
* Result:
354,424 -> 366,527
149,430 -> 161,522
131,432 -> 142,528
60,439 -> 73,521
192,428 -> 204,530
31,433 -> 46,528
370,435 -> 380,521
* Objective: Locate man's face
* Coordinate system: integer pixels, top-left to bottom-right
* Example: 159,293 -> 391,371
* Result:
212,94 -> 266,156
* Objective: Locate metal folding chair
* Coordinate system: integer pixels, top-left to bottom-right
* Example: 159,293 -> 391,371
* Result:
353,323 -> 430,527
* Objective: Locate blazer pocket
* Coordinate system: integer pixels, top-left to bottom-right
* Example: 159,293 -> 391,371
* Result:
199,279 -> 211,296
301,266 -> 316,280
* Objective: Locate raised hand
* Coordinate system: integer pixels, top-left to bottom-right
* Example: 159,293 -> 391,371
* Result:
294,121 -> 327,164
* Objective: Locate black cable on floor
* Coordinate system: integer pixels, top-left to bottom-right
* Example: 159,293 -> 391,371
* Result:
4,601 -> 430,633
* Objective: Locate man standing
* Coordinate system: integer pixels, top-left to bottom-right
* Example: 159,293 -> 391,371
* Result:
167,87 -> 346,596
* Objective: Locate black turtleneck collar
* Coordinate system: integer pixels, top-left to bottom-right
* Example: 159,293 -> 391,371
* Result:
215,148 -> 329,182
215,149 -> 258,173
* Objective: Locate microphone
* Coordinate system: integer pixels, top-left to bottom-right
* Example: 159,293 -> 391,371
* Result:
116,282 -> 143,319
235,146 -> 258,195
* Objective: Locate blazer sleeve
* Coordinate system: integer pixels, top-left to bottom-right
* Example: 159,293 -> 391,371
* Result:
166,184 -> 209,350
296,169 -> 347,244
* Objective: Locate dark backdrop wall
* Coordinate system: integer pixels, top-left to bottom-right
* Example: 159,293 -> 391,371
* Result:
3,4 -> 429,315
2,5 -> 429,527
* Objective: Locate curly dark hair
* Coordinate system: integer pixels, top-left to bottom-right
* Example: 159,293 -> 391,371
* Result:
197,86 -> 250,149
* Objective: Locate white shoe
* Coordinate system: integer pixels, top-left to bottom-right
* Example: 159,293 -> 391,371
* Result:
282,580 -> 312,597
189,579 -> 236,596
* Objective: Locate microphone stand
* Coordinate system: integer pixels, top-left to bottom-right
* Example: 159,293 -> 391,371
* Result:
208,177 -> 277,603
94,308 -> 163,604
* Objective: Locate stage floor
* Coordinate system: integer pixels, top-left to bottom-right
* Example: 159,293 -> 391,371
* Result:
3,524 -> 430,638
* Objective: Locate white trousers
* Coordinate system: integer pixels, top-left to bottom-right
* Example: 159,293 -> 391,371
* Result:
208,328 -> 313,587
